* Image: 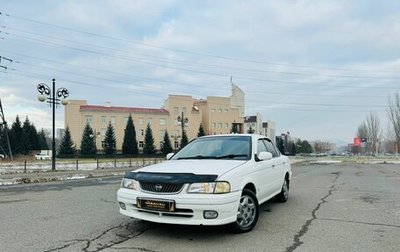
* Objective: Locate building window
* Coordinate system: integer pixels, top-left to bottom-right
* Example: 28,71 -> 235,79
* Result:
85,116 -> 93,125
218,123 -> 222,129
224,109 -> 228,113
139,117 -> 144,125
160,118 -> 166,125
101,116 -> 107,124
211,108 -> 216,113
101,129 -> 106,136
148,118 -> 152,125
174,107 -> 179,114
110,116 -> 116,124
224,123 -> 228,129
140,129 -> 144,136
174,141 -> 179,149
124,117 -> 129,125
160,141 -> 164,149
139,141 -> 144,148
160,130 -> 166,138
218,109 -> 222,113
212,123 -> 216,128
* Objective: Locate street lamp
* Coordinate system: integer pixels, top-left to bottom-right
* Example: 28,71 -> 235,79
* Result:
177,112 -> 188,134
177,112 -> 188,147
37,79 -> 69,171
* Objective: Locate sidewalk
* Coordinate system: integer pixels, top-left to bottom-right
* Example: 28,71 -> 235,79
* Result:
0,167 -> 137,186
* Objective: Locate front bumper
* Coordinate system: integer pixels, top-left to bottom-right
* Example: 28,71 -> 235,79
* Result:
117,187 -> 241,226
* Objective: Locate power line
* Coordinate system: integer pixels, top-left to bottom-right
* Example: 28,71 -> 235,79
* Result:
1,11 -> 399,75
1,68 -> 391,110
3,28 -> 400,81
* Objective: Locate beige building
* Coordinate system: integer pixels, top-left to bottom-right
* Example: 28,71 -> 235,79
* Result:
64,85 -> 245,152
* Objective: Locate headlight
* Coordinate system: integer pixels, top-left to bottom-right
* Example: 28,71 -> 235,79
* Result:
121,178 -> 138,190
187,182 -> 230,194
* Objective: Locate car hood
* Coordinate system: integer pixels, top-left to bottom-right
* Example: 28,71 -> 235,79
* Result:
133,159 -> 247,177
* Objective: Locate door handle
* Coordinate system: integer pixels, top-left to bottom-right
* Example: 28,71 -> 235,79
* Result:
272,164 -> 275,168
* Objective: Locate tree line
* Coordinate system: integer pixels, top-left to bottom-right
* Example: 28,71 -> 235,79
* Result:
356,91 -> 400,155
276,137 -> 313,155
59,114 -> 207,157
0,115 -> 49,157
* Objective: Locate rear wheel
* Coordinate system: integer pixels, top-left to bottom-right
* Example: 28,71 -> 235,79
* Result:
276,178 -> 289,202
230,189 -> 259,233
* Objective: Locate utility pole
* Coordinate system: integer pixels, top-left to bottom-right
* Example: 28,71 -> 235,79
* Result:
0,56 -> 12,71
0,98 -> 13,160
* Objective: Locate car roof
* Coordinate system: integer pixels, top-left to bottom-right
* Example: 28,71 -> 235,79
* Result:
198,133 -> 272,142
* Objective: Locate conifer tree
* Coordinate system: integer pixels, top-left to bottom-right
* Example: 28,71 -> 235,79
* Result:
197,123 -> 205,137
180,129 -> 189,148
37,129 -> 49,150
161,131 -> 173,155
122,115 -> 138,155
21,117 -> 33,154
29,123 -> 39,151
231,123 -> 238,134
80,123 -> 97,155
9,115 -> 23,155
143,123 -> 155,155
103,122 -> 116,155
58,126 -> 75,155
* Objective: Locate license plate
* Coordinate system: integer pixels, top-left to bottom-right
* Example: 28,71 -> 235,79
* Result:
136,198 -> 175,212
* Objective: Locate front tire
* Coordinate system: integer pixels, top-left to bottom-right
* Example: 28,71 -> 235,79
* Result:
230,189 -> 259,233
276,178 -> 289,202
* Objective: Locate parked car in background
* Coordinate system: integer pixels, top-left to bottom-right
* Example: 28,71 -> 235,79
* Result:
35,153 -> 51,160
117,134 -> 291,233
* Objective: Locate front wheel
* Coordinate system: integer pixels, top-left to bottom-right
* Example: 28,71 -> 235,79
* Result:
230,189 -> 259,233
276,178 -> 289,202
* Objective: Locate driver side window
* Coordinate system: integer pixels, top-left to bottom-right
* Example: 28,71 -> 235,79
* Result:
257,140 -> 268,155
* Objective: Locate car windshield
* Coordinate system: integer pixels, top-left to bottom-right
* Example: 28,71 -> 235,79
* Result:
171,136 -> 251,160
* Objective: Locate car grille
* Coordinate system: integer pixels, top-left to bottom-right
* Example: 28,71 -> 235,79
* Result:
140,182 -> 184,193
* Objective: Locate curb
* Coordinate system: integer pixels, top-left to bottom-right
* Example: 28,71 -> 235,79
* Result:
0,167 -> 137,186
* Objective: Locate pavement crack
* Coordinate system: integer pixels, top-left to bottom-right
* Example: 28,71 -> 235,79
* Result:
285,172 -> 340,252
43,239 -> 87,252
110,247 -> 160,251
318,218 -> 400,229
82,221 -> 155,252
44,221 -> 155,252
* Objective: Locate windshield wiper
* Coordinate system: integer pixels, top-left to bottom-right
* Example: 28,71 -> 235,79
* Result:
177,155 -> 217,160
216,154 -> 248,159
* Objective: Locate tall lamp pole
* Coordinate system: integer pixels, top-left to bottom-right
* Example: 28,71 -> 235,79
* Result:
177,112 -> 188,134
177,111 -> 189,148
37,79 -> 69,171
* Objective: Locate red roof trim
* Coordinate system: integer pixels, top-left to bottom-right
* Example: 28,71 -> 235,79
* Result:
80,105 -> 169,115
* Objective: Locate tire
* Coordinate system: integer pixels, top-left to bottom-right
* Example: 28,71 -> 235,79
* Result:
230,189 -> 259,233
276,177 -> 289,202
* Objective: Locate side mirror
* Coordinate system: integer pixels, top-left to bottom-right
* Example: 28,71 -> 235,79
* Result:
166,153 -> 175,160
258,151 -> 273,161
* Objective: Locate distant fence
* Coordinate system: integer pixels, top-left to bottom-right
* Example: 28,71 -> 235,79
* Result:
0,156 -> 166,174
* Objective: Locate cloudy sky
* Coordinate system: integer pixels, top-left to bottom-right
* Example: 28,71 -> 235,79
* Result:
1,0 -> 399,145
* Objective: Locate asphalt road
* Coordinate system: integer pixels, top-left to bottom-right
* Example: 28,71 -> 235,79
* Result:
0,163 -> 399,252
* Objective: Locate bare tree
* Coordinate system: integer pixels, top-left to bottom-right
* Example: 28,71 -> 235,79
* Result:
312,140 -> 334,154
365,112 -> 381,155
388,92 -> 400,154
357,122 -> 368,139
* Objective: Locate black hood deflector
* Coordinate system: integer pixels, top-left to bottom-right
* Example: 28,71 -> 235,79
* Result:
124,171 -> 218,184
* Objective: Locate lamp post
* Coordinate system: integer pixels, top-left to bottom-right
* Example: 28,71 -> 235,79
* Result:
177,112 -> 188,147
177,112 -> 188,134
37,79 -> 69,171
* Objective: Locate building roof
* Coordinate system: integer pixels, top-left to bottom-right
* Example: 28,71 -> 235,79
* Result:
244,116 -> 257,123
80,105 -> 169,115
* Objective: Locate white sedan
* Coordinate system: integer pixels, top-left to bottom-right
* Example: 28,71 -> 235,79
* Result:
117,134 -> 291,233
